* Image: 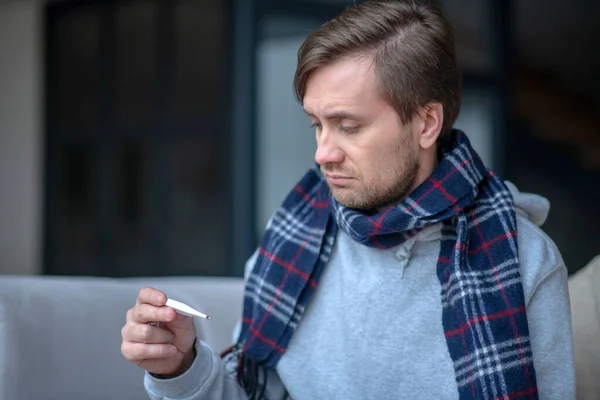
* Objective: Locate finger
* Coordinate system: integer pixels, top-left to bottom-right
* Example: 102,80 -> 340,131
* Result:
128,303 -> 176,324
136,287 -> 167,306
166,312 -> 195,330
121,341 -> 178,361
122,323 -> 176,344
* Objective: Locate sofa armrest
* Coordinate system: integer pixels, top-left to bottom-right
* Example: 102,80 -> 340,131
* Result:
568,255 -> 600,400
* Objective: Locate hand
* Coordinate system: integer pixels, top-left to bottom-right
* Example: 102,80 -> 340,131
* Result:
121,287 -> 197,377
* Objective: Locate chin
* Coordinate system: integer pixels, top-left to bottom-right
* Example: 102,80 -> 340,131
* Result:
332,187 -> 408,212
331,191 -> 372,211
330,191 -> 355,208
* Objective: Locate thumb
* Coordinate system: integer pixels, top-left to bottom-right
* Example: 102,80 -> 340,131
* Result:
168,312 -> 195,330
165,313 -> 196,351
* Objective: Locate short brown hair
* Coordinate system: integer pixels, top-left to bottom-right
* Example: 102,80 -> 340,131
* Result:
294,0 -> 461,136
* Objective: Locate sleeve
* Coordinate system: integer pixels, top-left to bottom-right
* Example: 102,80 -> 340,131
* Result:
143,250 -> 288,400
144,340 -> 248,400
526,263 -> 577,400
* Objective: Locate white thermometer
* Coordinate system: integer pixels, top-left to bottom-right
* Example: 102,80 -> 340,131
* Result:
165,298 -> 211,320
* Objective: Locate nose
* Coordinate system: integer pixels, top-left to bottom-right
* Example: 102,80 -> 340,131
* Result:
315,131 -> 345,166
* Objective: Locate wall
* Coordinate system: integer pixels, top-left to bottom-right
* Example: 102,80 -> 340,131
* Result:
256,17 -> 322,234
256,35 -> 316,234
0,0 -> 43,274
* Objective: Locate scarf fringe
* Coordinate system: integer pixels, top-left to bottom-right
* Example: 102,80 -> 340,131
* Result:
221,344 -> 269,400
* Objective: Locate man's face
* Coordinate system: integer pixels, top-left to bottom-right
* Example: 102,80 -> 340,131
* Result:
303,57 -> 421,211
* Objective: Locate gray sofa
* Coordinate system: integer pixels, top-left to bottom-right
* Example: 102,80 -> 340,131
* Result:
0,276 -> 243,400
0,256 -> 598,400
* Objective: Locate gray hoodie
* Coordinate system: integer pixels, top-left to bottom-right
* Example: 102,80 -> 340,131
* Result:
145,183 -> 575,400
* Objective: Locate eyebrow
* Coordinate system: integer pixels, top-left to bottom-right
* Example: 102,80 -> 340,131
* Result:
303,109 -> 363,121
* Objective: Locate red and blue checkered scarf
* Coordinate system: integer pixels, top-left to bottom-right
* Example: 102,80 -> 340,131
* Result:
230,131 -> 538,399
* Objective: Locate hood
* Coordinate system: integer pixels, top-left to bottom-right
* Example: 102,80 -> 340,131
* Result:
504,181 -> 550,227
410,180 -> 550,247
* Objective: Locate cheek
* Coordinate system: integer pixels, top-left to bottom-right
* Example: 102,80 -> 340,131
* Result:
347,125 -> 412,185
359,147 -> 397,185
379,140 -> 412,177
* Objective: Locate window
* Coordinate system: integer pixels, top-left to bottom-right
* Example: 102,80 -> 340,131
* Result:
44,0 -> 234,277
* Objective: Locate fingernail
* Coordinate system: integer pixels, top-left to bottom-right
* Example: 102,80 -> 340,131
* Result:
155,295 -> 164,304
169,346 -> 178,354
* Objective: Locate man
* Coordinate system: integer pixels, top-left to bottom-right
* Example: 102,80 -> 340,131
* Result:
121,1 -> 575,399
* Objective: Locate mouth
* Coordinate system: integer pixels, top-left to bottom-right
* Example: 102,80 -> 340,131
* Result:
325,174 -> 354,186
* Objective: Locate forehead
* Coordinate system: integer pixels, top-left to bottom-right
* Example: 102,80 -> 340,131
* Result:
303,57 -> 383,113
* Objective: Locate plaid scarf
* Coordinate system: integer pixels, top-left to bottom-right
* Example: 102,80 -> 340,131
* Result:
230,131 -> 538,399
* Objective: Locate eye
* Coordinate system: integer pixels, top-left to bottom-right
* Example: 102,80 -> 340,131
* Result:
339,125 -> 358,133
310,122 -> 322,131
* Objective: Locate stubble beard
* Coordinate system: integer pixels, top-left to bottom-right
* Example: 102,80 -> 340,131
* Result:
327,151 -> 420,212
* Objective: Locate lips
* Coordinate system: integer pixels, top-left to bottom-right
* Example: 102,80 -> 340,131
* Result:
325,174 -> 353,185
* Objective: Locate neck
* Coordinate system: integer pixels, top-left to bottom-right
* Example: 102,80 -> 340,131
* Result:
412,146 -> 439,192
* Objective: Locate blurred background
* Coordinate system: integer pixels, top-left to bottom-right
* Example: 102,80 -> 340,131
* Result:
0,0 -> 598,279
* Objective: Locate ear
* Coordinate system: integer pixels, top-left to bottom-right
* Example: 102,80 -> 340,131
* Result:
417,103 -> 444,150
